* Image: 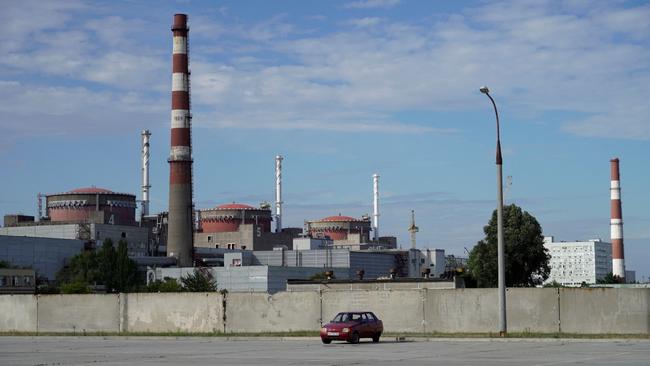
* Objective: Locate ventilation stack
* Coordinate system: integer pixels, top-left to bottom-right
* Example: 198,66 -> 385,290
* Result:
610,158 -> 625,280
408,210 -> 419,249
275,155 -> 283,233
141,129 -> 151,217
372,174 -> 379,241
167,14 -> 194,267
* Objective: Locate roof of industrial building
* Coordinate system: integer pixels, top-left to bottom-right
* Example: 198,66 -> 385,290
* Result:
48,187 -> 135,196
216,203 -> 256,210
319,215 -> 364,222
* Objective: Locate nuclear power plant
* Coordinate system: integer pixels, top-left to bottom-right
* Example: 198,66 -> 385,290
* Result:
0,13 -> 639,293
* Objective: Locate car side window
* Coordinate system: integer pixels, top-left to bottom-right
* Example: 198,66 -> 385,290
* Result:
361,314 -> 368,322
366,313 -> 375,321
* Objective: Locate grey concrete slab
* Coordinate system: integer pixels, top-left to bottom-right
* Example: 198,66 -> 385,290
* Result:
225,291 -> 320,332
560,288 -> 650,334
1,337 -> 649,366
0,295 -> 36,332
37,294 -> 120,333
125,293 -> 223,333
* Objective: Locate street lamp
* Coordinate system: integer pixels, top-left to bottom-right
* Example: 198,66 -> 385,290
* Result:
480,86 -> 507,336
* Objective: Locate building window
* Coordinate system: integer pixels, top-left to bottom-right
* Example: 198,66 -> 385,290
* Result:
207,236 -> 212,243
121,232 -> 127,239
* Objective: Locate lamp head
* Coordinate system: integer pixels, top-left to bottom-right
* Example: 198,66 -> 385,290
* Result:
479,86 -> 490,94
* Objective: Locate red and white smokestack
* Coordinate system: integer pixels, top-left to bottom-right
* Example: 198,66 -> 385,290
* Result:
373,174 -> 379,241
275,155 -> 283,233
141,129 -> 151,217
610,158 -> 625,280
167,14 -> 194,267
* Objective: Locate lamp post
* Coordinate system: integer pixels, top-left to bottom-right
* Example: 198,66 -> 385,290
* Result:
480,86 -> 507,336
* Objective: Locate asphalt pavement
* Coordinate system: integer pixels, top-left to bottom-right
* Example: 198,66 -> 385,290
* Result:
1,336 -> 649,366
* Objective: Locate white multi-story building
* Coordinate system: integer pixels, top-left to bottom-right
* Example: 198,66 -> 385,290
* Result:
543,236 -> 612,286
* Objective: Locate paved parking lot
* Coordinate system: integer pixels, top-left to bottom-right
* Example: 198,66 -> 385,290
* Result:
1,337 -> 649,366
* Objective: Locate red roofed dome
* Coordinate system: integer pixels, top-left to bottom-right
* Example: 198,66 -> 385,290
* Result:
216,203 -> 256,210
320,215 -> 359,222
68,187 -> 113,194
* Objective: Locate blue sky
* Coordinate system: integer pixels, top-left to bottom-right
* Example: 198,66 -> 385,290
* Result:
1,0 -> 649,280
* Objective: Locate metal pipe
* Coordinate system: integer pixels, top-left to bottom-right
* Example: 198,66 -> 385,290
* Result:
480,85 -> 507,336
141,129 -> 151,217
373,173 -> 379,241
275,155 -> 283,233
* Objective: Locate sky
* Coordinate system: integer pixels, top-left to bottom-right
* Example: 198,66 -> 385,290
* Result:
1,0 -> 649,280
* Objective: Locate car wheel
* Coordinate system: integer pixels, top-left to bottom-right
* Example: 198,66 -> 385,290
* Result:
348,332 -> 360,344
321,338 -> 332,344
372,333 -> 381,343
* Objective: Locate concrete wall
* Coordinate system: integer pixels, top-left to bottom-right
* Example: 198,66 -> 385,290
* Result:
125,293 -> 223,333
37,294 -> 120,333
1,288 -> 648,334
0,295 -> 37,332
560,288 -> 650,334
225,292 -> 320,332
506,288 -> 560,333
425,289 -> 497,332
322,290 -> 425,332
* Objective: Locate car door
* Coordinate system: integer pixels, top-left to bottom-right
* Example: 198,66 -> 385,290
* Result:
360,313 -> 371,337
365,312 -> 378,334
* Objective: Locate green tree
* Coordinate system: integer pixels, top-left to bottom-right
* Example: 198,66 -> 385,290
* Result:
597,272 -> 623,284
0,260 -> 11,269
146,277 -> 183,292
56,238 -> 139,293
97,239 -> 118,291
543,280 -> 564,288
467,204 -> 550,287
181,267 -> 217,292
56,250 -> 99,286
114,239 -> 138,292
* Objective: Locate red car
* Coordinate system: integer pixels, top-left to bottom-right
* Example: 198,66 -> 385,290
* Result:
320,311 -> 383,344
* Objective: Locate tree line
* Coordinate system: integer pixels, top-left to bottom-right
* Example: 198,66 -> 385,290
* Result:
51,238 -> 217,293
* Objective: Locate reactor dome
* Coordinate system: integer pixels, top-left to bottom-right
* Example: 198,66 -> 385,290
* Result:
199,203 -> 272,233
46,187 -> 137,225
307,214 -> 372,241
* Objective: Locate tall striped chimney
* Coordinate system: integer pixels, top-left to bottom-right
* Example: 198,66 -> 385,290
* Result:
167,14 -> 193,267
141,129 -> 151,217
372,174 -> 379,241
610,158 -> 625,280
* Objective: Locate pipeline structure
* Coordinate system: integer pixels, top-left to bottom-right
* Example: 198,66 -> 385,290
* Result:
167,14 -> 194,267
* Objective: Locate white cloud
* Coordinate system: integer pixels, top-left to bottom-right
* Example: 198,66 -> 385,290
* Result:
348,17 -> 383,28
2,0 -> 649,140
0,80 -> 165,136
344,0 -> 401,9
184,0 -> 650,139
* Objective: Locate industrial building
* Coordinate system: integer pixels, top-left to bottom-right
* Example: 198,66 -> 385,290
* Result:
148,246 -> 446,293
543,236 -> 612,286
0,235 -> 85,281
305,215 -> 397,250
194,203 -> 300,251
1,187 -> 150,257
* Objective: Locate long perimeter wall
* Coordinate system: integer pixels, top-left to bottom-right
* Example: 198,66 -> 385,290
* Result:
1,288 -> 648,334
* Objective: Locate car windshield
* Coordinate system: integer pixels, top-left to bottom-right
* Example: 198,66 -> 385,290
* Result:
332,313 -> 362,323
